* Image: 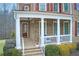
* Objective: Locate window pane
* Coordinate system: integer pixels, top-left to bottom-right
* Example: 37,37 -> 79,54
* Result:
54,23 -> 57,35
64,22 -> 69,34
54,3 -> 58,12
44,22 -> 47,35
39,3 -> 45,11
64,3 -> 69,12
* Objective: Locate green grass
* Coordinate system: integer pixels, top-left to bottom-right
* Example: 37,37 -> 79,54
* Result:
0,40 -> 5,55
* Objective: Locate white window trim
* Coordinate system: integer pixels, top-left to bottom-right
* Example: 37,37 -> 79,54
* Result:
77,21 -> 79,36
63,21 -> 70,35
53,3 -> 59,12
53,21 -> 57,35
39,3 -> 47,11
63,3 -> 69,13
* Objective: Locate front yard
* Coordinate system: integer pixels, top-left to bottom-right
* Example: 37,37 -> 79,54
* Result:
0,40 -> 5,55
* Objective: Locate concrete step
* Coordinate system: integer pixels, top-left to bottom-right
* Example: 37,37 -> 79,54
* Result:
24,51 -> 43,56
24,49 -> 41,53
24,47 -> 44,56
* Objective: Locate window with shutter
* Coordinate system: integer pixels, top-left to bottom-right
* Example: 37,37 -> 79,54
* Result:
53,3 -> 59,12
39,3 -> 46,11
63,3 -> 69,12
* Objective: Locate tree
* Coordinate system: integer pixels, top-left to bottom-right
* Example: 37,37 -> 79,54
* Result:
0,3 -> 17,39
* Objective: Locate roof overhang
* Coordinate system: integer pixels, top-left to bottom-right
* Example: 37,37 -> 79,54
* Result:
14,11 -> 73,20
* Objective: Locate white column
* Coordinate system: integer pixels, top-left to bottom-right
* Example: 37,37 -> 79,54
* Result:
70,19 -> 72,42
16,17 -> 21,49
40,18 -> 44,47
57,18 -> 60,44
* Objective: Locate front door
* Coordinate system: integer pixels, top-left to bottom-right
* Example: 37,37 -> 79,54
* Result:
22,21 -> 30,38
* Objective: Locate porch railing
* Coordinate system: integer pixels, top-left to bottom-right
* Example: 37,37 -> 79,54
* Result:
44,35 -> 58,44
22,37 -> 24,56
44,35 -> 71,44
60,34 -> 70,43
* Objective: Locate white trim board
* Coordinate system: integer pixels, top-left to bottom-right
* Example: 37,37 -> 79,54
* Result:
14,12 -> 72,20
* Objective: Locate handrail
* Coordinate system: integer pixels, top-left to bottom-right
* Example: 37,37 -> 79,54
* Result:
60,34 -> 70,36
22,37 -> 24,56
44,35 -> 57,38
44,35 -> 70,38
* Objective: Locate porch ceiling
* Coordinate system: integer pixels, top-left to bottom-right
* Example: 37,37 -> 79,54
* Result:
14,11 -> 73,20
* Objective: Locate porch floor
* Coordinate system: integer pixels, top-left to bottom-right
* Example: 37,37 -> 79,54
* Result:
24,38 -> 36,48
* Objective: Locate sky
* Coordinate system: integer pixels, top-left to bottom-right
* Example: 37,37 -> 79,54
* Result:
0,3 -> 16,13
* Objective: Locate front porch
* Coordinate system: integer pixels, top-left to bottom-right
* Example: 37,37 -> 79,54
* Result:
14,11 -> 72,49
20,18 -> 72,48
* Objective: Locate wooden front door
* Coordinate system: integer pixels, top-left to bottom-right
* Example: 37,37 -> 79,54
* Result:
22,21 -> 30,38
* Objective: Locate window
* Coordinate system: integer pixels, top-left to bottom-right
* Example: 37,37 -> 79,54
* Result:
77,22 -> 79,36
23,22 -> 29,33
44,22 -> 47,35
63,3 -> 69,12
63,21 -> 70,34
39,3 -> 46,11
24,24 -> 27,32
53,3 -> 59,12
53,21 -> 57,35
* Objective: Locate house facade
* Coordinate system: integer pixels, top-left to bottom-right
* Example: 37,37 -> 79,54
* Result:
14,3 -> 79,55
72,3 -> 79,43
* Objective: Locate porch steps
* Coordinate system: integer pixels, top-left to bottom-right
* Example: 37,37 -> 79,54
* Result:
24,47 -> 44,56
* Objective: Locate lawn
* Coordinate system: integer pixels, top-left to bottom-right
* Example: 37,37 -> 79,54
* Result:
0,40 -> 5,55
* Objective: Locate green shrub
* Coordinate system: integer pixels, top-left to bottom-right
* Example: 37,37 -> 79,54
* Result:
45,45 -> 60,56
3,48 -> 22,56
76,42 -> 79,50
3,39 -> 16,56
66,43 -> 77,53
10,48 -> 22,56
58,44 -> 70,56
0,40 -> 5,56
10,32 -> 16,39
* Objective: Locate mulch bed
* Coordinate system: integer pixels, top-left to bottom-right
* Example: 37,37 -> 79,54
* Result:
70,50 -> 79,56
